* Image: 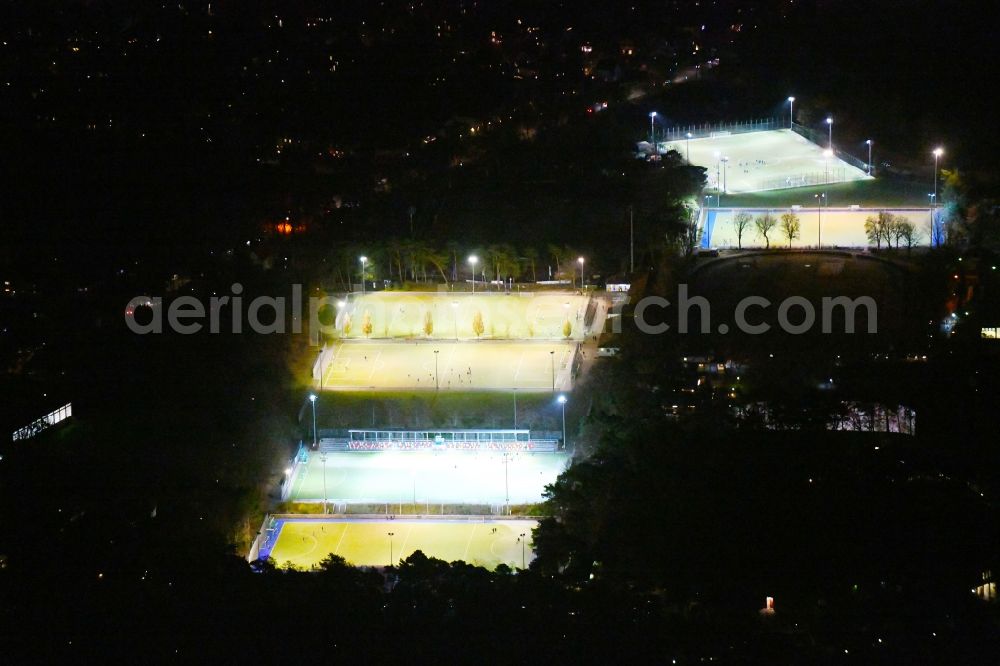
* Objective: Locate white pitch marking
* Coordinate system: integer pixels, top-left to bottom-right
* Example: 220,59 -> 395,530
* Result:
333,522 -> 349,557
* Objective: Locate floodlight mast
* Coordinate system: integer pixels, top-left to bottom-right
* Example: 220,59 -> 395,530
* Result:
309,394 -> 318,446
557,394 -> 568,449
468,255 -> 478,293
932,147 -> 944,207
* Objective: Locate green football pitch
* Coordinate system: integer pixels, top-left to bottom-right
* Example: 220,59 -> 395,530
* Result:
289,450 -> 569,505
319,340 -> 577,391
333,291 -> 591,341
264,518 -> 537,570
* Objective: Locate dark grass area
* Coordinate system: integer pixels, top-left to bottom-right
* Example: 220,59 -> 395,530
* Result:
310,390 -> 571,433
680,251 -> 942,358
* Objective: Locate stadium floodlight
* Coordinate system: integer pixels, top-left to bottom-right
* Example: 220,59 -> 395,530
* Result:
649,111 -> 657,147
468,255 -> 478,292
320,453 -> 327,514
550,350 -> 555,392
932,148 -> 944,206
359,256 -> 368,295
787,96 -> 795,128
388,532 -> 395,566
825,117 -> 833,149
865,139 -> 873,175
685,132 -> 692,160
577,256 -> 585,289
557,395 -> 568,449
309,394 -> 318,447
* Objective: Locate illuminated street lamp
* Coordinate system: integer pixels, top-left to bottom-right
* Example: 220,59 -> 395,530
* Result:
815,192 -> 826,247
932,147 -> 944,207
685,132 -> 692,161
359,256 -> 368,294
825,116 -> 833,150
649,111 -> 657,149
865,139 -> 873,175
714,150 -> 721,191
577,256 -> 585,289
387,532 -> 395,566
468,255 -> 478,292
721,156 -> 729,193
787,96 -> 795,128
557,394 -> 568,449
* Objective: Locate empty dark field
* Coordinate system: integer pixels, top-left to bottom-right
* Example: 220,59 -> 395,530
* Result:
680,252 -> 940,357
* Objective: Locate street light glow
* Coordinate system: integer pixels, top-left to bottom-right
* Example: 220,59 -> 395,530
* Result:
826,117 -> 833,125
823,149 -> 833,158
787,96 -> 795,103
468,255 -> 478,265
557,394 -> 567,404
309,394 -> 317,402
359,255 -> 367,262
933,147 -> 944,157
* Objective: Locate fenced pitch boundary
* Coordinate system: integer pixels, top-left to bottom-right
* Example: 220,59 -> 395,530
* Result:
791,122 -> 872,175
661,117 -> 781,142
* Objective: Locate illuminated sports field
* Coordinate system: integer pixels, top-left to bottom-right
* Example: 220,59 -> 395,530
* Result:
319,340 -> 577,391
289,450 -> 569,504
262,518 -> 537,570
665,129 -> 871,193
333,291 -> 591,341
702,206 -> 934,248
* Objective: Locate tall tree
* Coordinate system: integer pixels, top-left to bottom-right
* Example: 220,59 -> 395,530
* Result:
754,213 -> 777,248
523,246 -> 539,283
864,216 -> 881,249
732,211 -> 753,249
896,217 -> 919,251
780,212 -> 801,248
